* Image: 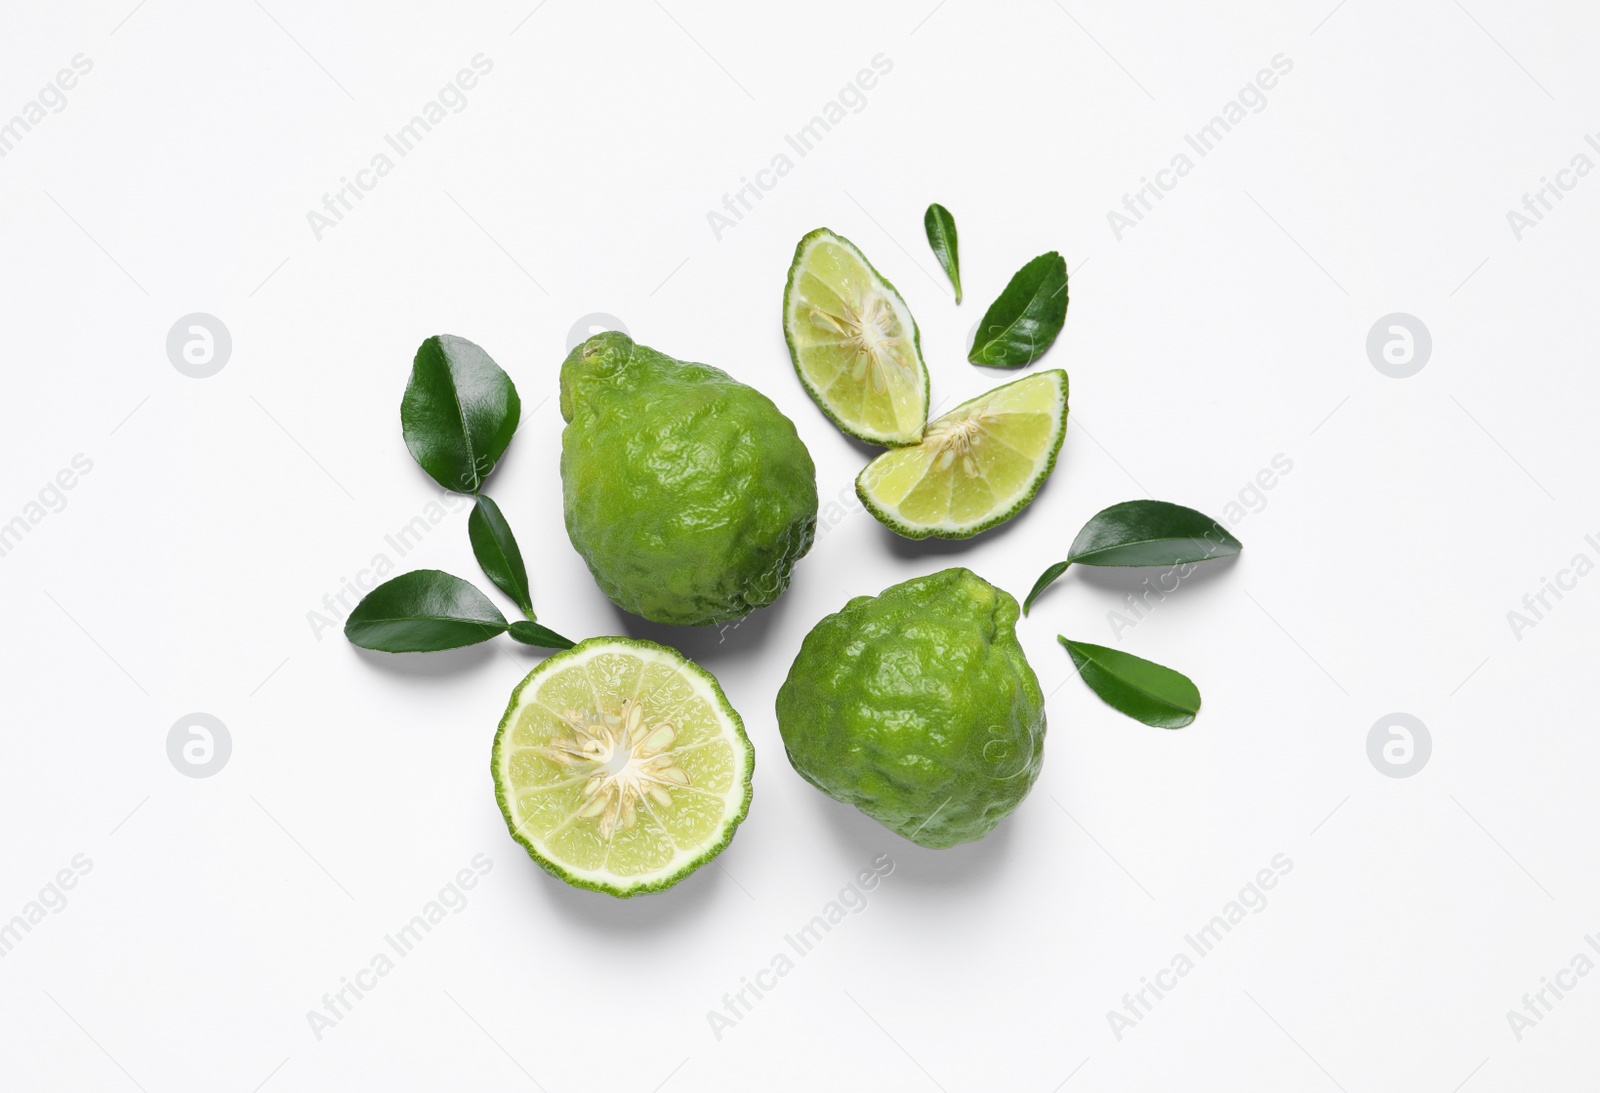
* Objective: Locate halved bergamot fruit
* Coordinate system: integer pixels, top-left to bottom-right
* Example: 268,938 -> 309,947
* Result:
783,227 -> 930,447
492,637 -> 754,898
856,369 -> 1068,540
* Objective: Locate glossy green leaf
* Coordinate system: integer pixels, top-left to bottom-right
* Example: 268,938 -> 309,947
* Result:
507,620 -> 577,649
1059,637 -> 1200,729
345,570 -> 507,653
468,494 -> 534,619
1023,500 -> 1242,614
401,335 -> 521,494
1069,500 -> 1242,567
924,203 -> 962,303
969,252 -> 1068,368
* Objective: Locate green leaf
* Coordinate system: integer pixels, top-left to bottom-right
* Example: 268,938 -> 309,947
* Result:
1059,637 -> 1200,729
1023,500 -> 1242,615
1068,500 -> 1242,567
923,203 -> 962,303
345,570 -> 508,653
468,494 -> 534,618
969,252 -> 1068,368
507,620 -> 577,649
1022,561 -> 1072,616
401,335 -> 521,494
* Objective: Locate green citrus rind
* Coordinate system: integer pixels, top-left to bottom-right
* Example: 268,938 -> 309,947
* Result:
775,567 -> 1048,848
782,227 -> 931,448
856,369 -> 1069,540
560,332 -> 818,627
491,636 -> 754,898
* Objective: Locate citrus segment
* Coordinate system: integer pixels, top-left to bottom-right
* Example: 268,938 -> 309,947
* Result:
856,370 -> 1068,540
784,228 -> 930,447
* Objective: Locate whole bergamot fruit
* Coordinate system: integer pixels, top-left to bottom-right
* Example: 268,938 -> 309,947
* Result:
775,568 -> 1046,848
561,332 -> 818,627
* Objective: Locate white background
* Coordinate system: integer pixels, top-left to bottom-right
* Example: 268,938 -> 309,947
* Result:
2,0 -> 1597,1089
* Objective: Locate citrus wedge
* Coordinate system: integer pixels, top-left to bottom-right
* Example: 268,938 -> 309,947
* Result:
492,637 -> 754,898
783,227 -> 930,447
856,370 -> 1068,540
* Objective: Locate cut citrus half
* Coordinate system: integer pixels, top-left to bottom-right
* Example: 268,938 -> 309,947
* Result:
783,227 -> 930,447
491,637 -> 754,898
856,370 -> 1068,540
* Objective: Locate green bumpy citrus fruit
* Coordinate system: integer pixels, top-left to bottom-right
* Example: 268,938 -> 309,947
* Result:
775,568 -> 1047,848
560,332 -> 818,627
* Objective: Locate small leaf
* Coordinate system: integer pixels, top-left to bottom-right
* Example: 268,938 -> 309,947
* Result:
1059,637 -> 1200,729
345,570 -> 507,653
401,335 -> 521,494
923,203 -> 962,303
969,252 -> 1068,368
507,620 -> 577,649
1023,500 -> 1241,614
1022,561 -> 1072,616
469,494 -> 534,618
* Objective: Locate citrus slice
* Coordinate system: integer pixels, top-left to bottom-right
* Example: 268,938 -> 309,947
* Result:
783,227 -> 930,447
856,369 -> 1068,540
492,637 -> 754,898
